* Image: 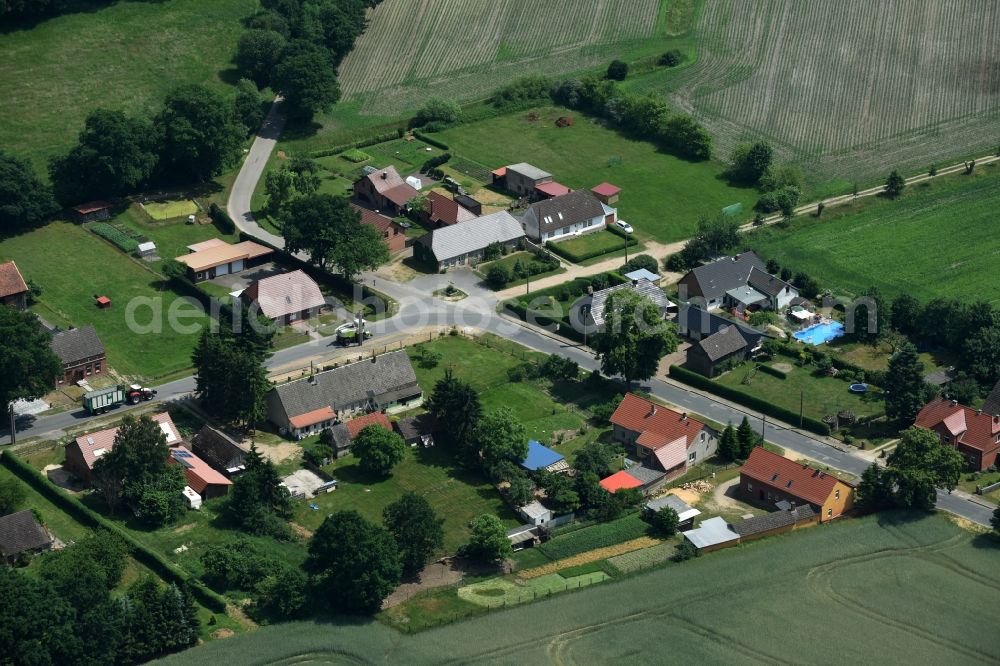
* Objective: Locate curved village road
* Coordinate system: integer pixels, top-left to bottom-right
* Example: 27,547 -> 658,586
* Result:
3,104 -> 994,528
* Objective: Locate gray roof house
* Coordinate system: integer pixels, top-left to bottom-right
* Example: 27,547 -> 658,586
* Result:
267,350 -> 422,438
580,278 -> 674,329
685,316 -> 765,377
677,252 -> 796,311
681,516 -> 740,553
676,304 -> 763,342
50,325 -> 106,385
415,211 -> 525,270
0,510 -> 52,563
645,494 -> 701,528
521,189 -> 611,244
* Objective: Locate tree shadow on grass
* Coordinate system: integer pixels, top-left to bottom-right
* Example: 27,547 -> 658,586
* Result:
281,119 -> 323,142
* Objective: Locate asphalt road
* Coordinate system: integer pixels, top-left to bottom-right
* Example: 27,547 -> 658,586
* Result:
5,101 -> 993,528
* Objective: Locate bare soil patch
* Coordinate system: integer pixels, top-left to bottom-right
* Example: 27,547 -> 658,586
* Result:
518,536 -> 660,579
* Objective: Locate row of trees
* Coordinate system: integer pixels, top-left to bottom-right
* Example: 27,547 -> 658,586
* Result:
234,0 -> 384,122
0,530 -> 199,665
717,417 -> 759,462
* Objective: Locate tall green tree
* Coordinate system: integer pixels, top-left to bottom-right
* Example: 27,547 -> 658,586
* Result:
0,307 -> 61,409
282,193 -> 389,277
540,471 -> 581,515
885,427 -> 964,510
352,424 -> 406,476
964,325 -> 1000,386
855,463 -> 894,512
234,78 -> 266,135
191,326 -> 270,427
884,342 -> 928,424
264,166 -> 296,218
228,443 -> 293,538
572,440 -> 620,477
49,109 -> 158,205
0,568 -> 80,665
306,510 -> 401,614
647,506 -> 680,536
890,293 -> 921,335
273,42 -> 341,122
736,416 -> 757,459
851,285 -> 888,342
234,29 -> 287,88
155,84 -> 246,181
718,423 -> 740,461
475,407 -> 528,470
119,578 -> 199,663
91,414 -> 172,516
426,368 -> 482,461
382,493 -> 445,575
0,149 -> 58,229
0,476 -> 26,514
884,169 -> 906,198
593,290 -> 677,383
461,514 -> 512,563
729,140 -> 773,184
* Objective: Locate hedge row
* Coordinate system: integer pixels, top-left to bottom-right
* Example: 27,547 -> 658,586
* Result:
0,451 -> 228,612
207,202 -> 236,235
91,223 -> 139,253
756,363 -> 788,380
668,365 -> 831,436
547,234 -> 639,264
412,130 -> 449,150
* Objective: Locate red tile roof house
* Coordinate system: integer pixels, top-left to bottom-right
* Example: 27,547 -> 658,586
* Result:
65,412 -> 182,486
424,191 -> 477,228
353,165 -> 420,215
914,397 -> 1000,471
351,204 -> 406,253
591,182 -> 621,205
168,445 -> 232,500
50,324 -> 106,386
241,269 -> 326,325
739,447 -> 855,522
610,392 -> 717,477
0,260 -> 29,310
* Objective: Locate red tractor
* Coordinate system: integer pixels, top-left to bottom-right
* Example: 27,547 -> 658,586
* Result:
126,384 -> 157,405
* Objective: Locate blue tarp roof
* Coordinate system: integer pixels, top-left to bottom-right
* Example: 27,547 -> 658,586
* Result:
521,440 -> 564,471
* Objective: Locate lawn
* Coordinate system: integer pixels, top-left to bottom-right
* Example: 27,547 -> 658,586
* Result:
475,252 -> 566,290
715,362 -> 884,423
161,513 -> 1000,665
435,106 -> 757,242
746,166 -> 1000,303
115,205 -> 238,268
142,199 -> 200,221
0,221 -> 212,380
296,446 -> 518,554
0,0 -> 257,171
548,229 -> 644,264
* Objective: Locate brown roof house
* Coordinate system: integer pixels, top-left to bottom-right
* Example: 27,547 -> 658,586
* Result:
241,270 -> 326,325
914,397 -> 1000,471
175,238 -> 273,282
168,446 -> 232,501
351,204 -> 406,253
424,191 -> 477,228
521,190 -> 615,244
65,412 -> 182,486
739,447 -> 854,522
0,510 -> 53,564
0,260 -> 29,311
354,166 -> 420,215
50,325 -> 106,386
609,393 -> 717,492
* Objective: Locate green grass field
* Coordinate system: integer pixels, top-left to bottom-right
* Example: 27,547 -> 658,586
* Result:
656,0 -> 1000,187
714,362 -> 884,423
143,200 -> 199,221
294,446 -> 517,554
746,166 -> 1000,303
160,513 -> 1000,664
549,230 -> 644,264
435,106 -> 757,242
0,221 -> 211,380
0,0 -> 256,171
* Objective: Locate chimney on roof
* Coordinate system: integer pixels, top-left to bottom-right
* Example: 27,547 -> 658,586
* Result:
380,172 -> 387,179
680,412 -> 687,421
649,404 -> 657,417
632,279 -> 639,286
951,399 -> 958,407
977,409 -> 983,416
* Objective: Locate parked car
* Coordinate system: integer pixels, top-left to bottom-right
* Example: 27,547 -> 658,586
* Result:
615,220 -> 634,234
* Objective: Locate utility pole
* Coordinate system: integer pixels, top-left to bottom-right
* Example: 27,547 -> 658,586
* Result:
761,414 -> 767,444
7,402 -> 14,446
624,230 -> 630,264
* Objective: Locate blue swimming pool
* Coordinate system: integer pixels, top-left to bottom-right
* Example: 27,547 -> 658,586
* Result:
793,320 -> 845,345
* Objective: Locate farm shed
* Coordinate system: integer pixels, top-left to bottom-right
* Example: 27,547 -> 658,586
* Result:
517,500 -> 552,526
168,446 -> 232,501
394,413 -> 437,447
645,494 -> 700,529
0,510 -> 53,564
591,182 -> 620,204
190,425 -> 246,477
520,440 -> 567,473
71,200 -> 112,223
175,238 -> 273,282
681,517 -> 739,553
0,260 -> 29,310
499,163 -> 553,196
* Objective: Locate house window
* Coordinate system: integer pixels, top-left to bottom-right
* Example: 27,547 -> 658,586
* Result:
827,508 -> 833,518
943,436 -> 952,443
700,432 -> 706,442
835,489 -> 840,500
747,483 -> 753,492
767,492 -> 772,501
688,451 -> 696,463
94,361 -> 101,373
